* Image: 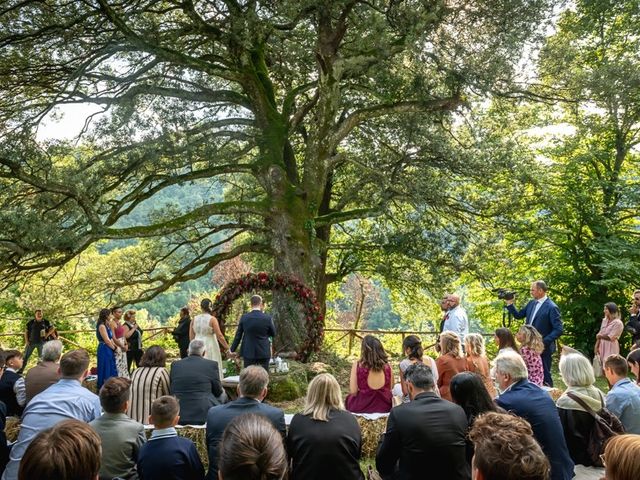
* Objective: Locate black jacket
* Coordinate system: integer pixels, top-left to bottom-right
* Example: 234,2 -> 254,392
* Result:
230,310 -> 276,359
376,392 -> 470,480
0,370 -> 23,417
172,316 -> 191,358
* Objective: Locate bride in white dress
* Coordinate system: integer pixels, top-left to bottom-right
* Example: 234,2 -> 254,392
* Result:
190,298 -> 229,381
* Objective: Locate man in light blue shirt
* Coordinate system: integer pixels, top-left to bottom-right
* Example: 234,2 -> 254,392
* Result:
604,354 -> 640,434
2,349 -> 102,480
442,294 -> 468,342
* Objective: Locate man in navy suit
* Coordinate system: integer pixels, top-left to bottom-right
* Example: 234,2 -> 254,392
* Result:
494,351 -> 574,480
230,295 -> 276,370
205,365 -> 285,480
506,280 -> 563,386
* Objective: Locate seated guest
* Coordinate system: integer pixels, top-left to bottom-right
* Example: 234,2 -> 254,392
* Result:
603,354 -> 640,434
128,345 -> 170,424
494,351 -> 574,480
345,335 -> 392,413
494,328 -> 519,354
90,377 -> 146,480
464,333 -> 495,398
602,434 -> 640,480
287,373 -> 363,480
627,349 -> 640,385
2,349 -> 102,480
18,419 -> 101,480
392,335 -> 439,402
556,352 -> 605,467
137,396 -> 205,480
0,350 -> 26,416
376,363 -> 469,480
436,331 -> 468,401
0,356 -> 9,477
516,325 -> 545,386
450,371 -> 503,463
169,339 -> 224,425
218,414 -> 287,480
24,339 -> 62,404
469,412 -> 550,480
206,365 -> 285,480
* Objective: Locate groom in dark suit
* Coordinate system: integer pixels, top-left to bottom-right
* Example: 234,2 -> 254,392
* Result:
506,280 -> 563,386
230,295 -> 276,370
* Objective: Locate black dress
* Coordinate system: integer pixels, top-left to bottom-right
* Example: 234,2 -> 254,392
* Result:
287,409 -> 364,480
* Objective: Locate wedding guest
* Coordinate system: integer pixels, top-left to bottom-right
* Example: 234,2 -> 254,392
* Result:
137,396 -> 205,480
22,309 -> 54,372
595,302 -> 624,362
0,356 -> 9,477
345,335 -> 392,413
556,352 -> 605,467
90,377 -> 146,480
0,350 -> 25,416
287,373 -> 363,480
603,354 -> 640,434
517,325 -> 545,386
469,412 -> 551,480
392,335 -> 439,402
464,333 -> 495,397
602,434 -> 640,480
172,307 -> 192,359
111,306 -> 130,379
218,414 -> 287,480
123,309 -> 144,372
18,419 -> 101,480
436,331 -> 467,401
24,339 -> 62,404
128,345 -> 170,424
627,349 -> 640,385
450,371 -> 502,463
494,327 -> 519,354
96,308 -> 118,390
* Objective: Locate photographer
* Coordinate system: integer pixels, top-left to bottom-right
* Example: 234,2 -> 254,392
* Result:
505,280 -> 563,387
625,289 -> 640,349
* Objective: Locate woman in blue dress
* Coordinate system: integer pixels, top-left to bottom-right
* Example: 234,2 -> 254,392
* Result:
97,307 -> 118,389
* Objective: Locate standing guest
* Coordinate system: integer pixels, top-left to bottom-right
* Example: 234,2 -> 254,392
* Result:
517,325 -> 545,386
603,354 -> 640,434
505,280 -> 563,387
0,351 -> 25,417
191,299 -> 228,381
230,295 -> 276,371
450,371 -> 502,463
464,333 -> 495,398
627,349 -> 640,385
469,412 -> 551,480
123,310 -> 144,373
494,327 -> 519,354
170,339 -> 225,425
392,335 -> 439,402
218,414 -> 287,480
2,349 -> 102,480
345,335 -> 392,413
287,373 -> 363,480
0,356 -> 9,477
17,419 -> 101,480
624,289 -> 640,349
376,363 -> 469,480
436,331 -> 468,402
556,352 -> 606,468
436,295 -> 451,353
137,396 -> 205,480
90,377 -> 146,480
172,307 -> 192,359
128,345 -> 170,424
97,307 -> 118,390
494,351 -> 574,480
111,306 -> 130,379
602,434 -> 640,480
595,302 -> 624,362
442,294 -> 469,343
205,365 -> 285,480
21,309 -> 54,372
24,339 -> 62,404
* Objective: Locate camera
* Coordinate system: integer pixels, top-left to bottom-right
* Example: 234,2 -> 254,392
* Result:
494,288 -> 515,301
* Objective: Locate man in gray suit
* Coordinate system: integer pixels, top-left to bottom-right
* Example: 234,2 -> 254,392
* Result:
170,339 -> 225,425
90,377 -> 146,480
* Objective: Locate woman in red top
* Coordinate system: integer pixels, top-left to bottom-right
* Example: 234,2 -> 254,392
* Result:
436,331 -> 468,401
345,335 -> 392,413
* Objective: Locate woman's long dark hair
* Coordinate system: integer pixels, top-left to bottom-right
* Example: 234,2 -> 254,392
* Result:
450,372 -> 498,423
495,328 -> 519,353
97,308 -> 111,326
402,335 -> 423,361
360,335 -> 388,371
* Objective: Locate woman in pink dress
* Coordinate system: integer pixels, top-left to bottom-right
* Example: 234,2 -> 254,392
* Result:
346,335 -> 392,413
595,302 -> 624,361
516,325 -> 544,386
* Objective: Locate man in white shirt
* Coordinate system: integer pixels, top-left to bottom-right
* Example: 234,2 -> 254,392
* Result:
442,294 -> 468,343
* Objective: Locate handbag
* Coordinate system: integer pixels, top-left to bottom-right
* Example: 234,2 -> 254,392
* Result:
566,391 -> 625,467
592,354 -> 603,377
367,465 -> 383,480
